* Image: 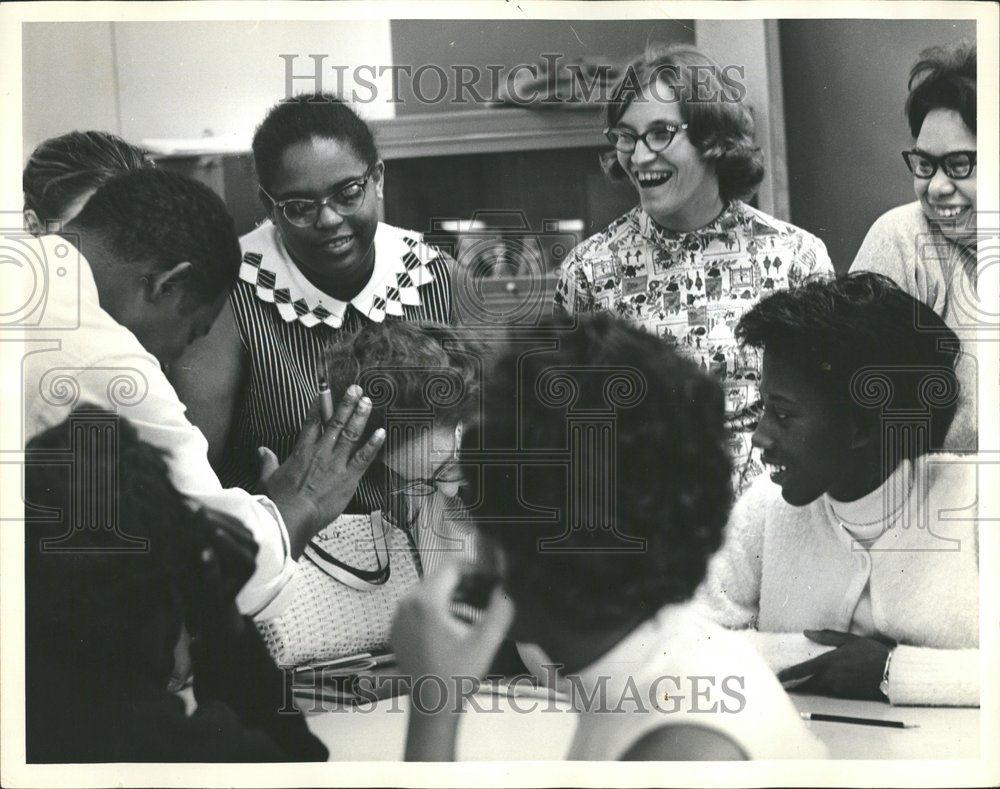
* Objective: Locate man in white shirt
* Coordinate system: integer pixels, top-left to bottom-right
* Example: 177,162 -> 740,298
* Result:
17,169 -> 385,618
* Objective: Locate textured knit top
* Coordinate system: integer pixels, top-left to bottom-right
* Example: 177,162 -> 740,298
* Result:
851,201 -> 978,451
554,201 -> 833,492
220,220 -> 454,507
697,453 -> 980,706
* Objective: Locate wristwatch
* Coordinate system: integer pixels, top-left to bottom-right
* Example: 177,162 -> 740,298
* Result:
878,648 -> 895,701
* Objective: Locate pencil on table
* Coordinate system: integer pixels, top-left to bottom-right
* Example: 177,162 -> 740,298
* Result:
800,712 -> 917,729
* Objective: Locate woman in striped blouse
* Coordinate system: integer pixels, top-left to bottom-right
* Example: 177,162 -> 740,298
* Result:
173,94 -> 454,516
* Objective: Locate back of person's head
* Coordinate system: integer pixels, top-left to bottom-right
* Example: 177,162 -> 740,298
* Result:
466,313 -> 732,633
252,93 -> 379,192
906,41 -> 976,137
24,408 -> 199,686
324,320 -> 482,450
23,130 -> 152,229
69,168 -> 241,306
736,272 -> 961,454
603,42 -> 764,201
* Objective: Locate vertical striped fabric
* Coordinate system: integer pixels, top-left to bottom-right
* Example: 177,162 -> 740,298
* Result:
219,249 -> 454,517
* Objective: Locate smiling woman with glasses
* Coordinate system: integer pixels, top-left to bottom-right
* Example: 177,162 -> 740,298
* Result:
851,41 -> 977,451
170,93 -> 456,505
555,43 -> 833,495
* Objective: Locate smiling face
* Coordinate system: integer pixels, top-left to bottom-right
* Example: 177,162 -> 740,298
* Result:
266,136 -> 382,294
751,351 -> 868,507
615,81 -> 723,232
913,108 -> 977,243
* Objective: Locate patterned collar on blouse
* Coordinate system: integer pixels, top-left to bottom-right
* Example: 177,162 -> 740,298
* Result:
238,221 -> 440,329
633,200 -> 787,250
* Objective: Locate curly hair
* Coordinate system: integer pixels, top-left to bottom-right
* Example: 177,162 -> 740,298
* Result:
23,130 -> 153,225
602,43 -> 765,203
252,93 -> 379,193
69,168 -> 241,307
323,320 -> 483,451
736,272 -> 961,455
466,313 -> 732,631
906,41 -> 976,137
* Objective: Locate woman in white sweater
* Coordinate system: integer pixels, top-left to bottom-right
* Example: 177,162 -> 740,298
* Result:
698,273 -> 979,707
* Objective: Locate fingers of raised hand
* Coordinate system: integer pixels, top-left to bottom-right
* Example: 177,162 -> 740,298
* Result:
256,446 -> 280,484
295,395 -> 324,449
476,586 -> 515,644
334,395 -> 372,450
327,384 -> 363,434
348,427 -> 386,473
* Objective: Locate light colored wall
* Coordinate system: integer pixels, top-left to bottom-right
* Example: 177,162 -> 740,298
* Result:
780,19 -> 975,271
22,22 -> 120,160
22,20 -> 395,160
695,20 -> 789,220
113,21 -> 395,148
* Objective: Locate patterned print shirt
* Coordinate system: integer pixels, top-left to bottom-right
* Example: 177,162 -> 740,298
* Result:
554,201 -> 833,491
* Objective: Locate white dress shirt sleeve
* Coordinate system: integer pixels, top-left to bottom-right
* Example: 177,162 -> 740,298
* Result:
98,351 -> 298,619
20,234 -> 296,619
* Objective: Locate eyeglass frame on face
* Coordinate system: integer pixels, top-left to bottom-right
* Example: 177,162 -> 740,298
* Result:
387,458 -> 465,497
605,122 -> 690,154
901,149 -> 976,180
259,163 -> 381,227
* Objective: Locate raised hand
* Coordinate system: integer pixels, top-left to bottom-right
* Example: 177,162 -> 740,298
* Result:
258,384 -> 386,557
391,563 -> 515,762
392,562 -> 515,686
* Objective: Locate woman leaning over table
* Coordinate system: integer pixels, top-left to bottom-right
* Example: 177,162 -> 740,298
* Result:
851,42 -> 978,451
257,321 -> 483,668
554,44 -> 833,492
172,93 -> 454,513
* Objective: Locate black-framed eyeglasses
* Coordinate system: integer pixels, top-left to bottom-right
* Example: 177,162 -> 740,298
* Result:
260,165 -> 379,227
605,123 -> 689,154
902,150 -> 976,180
387,462 -> 465,498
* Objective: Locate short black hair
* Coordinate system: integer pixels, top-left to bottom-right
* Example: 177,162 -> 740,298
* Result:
252,93 -> 379,192
602,43 -> 765,203
466,313 -> 732,631
70,168 -> 240,305
736,272 -> 961,454
906,41 -> 976,137
23,130 -> 153,223
24,408 -> 198,684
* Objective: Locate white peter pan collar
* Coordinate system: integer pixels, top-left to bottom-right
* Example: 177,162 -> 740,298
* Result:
238,221 -> 439,329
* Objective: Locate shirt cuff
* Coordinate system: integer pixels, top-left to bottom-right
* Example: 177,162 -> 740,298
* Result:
234,496 -> 298,621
